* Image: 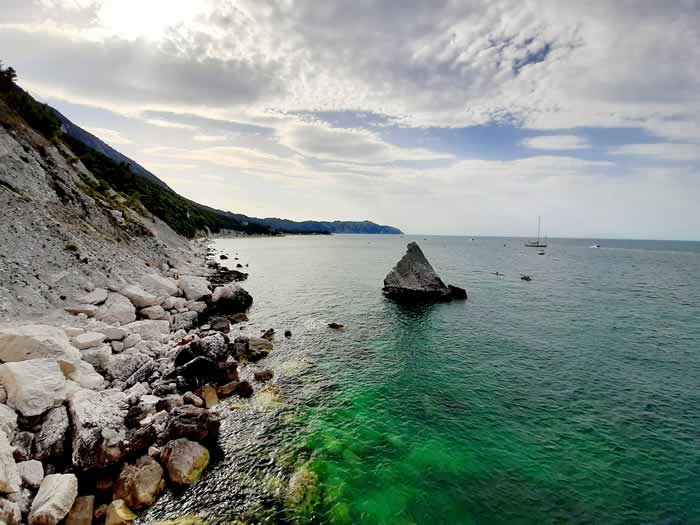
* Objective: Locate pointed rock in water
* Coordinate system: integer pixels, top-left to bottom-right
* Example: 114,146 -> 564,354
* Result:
382,242 -> 467,302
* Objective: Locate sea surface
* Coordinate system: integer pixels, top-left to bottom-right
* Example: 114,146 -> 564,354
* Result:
146,235 -> 700,525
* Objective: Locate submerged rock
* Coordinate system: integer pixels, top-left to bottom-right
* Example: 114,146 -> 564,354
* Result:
160,438 -> 210,486
382,242 -> 467,302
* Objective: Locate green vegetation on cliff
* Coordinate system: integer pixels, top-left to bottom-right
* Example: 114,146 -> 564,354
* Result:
62,134 -> 272,238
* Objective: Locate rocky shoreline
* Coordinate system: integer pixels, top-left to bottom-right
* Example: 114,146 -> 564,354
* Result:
0,240 -> 278,524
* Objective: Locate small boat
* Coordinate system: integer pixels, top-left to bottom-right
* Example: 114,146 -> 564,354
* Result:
590,244 -> 601,249
525,216 -> 547,248
521,275 -> 532,282
538,249 -> 545,255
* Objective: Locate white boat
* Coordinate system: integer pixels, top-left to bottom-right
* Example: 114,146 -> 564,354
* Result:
525,216 -> 547,248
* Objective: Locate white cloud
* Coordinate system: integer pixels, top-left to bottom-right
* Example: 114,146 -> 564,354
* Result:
193,134 -> 228,142
610,143 -> 700,162
280,122 -> 455,164
522,135 -> 590,150
145,145 -> 309,179
84,127 -> 132,145
2,0 -> 699,238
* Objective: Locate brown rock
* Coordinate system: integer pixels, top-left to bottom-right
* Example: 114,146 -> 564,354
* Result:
254,370 -> 274,382
155,395 -> 183,413
182,392 -> 204,408
104,500 -> 135,525
218,361 -> 239,384
235,380 -> 254,398
113,456 -> 165,510
94,504 -> 108,521
160,439 -> 210,486
195,385 -> 218,409
216,381 -> 238,398
160,406 -> 220,443
125,425 -> 157,456
65,495 -> 94,525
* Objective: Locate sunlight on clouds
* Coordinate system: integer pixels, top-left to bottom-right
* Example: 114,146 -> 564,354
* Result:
97,0 -> 206,39
84,127 -> 132,145
522,135 -> 590,151
609,143 -> 700,162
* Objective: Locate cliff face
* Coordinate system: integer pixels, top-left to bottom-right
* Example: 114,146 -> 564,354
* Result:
0,96 -> 190,321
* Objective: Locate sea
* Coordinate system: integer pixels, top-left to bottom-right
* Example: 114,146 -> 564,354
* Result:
144,235 -> 700,525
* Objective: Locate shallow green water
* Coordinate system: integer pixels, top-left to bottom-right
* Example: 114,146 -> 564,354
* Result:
213,235 -> 700,524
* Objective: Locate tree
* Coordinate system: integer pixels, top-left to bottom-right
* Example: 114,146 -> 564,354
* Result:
0,61 -> 17,85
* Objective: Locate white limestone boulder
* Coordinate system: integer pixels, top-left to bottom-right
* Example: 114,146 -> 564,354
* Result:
0,498 -> 21,525
96,325 -> 128,341
0,325 -> 81,374
17,460 -> 43,489
121,285 -> 161,308
72,331 -> 106,350
96,293 -> 136,326
80,344 -> 112,373
140,273 -> 178,297
123,320 -> 170,342
67,361 -> 106,391
77,288 -> 108,305
68,388 -> 127,470
28,473 -> 78,525
0,431 -> 20,494
0,359 -> 66,417
178,275 -> 211,302
0,405 -> 17,441
64,304 -> 98,317
122,334 -> 141,350
139,305 -> 166,320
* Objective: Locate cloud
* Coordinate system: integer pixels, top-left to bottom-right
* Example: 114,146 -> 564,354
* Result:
610,143 -> 700,162
280,122 -> 455,164
84,127 -> 132,145
145,145 -> 309,179
0,22 -> 284,112
144,119 -> 197,130
193,134 -> 229,142
522,135 -> 590,150
2,0 -> 698,238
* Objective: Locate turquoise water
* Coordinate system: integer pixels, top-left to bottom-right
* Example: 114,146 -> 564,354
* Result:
193,235 -> 700,524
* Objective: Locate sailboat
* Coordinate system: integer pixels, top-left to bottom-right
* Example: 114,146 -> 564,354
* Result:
525,216 -> 548,248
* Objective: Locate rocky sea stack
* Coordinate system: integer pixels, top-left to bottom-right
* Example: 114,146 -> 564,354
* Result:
383,242 -> 467,303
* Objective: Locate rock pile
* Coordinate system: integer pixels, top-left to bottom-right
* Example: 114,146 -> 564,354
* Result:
0,261 -> 273,524
383,242 -> 467,302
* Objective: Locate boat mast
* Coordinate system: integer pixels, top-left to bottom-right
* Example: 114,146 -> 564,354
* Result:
537,216 -> 541,243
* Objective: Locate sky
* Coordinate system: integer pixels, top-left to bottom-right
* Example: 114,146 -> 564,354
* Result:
1,0 -> 699,239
